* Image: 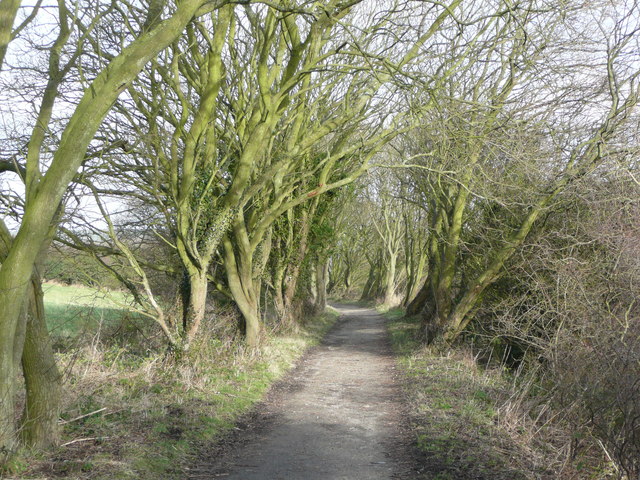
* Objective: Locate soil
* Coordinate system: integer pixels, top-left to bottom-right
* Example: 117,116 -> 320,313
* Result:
187,304 -> 418,479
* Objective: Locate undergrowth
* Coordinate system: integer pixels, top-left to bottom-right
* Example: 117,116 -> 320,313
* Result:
385,309 -> 615,480
10,307 -> 339,480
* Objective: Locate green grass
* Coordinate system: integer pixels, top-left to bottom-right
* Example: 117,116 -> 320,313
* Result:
43,283 -> 134,339
43,283 -> 131,307
385,311 -> 549,480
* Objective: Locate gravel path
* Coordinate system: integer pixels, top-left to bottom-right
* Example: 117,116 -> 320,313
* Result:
189,304 -> 414,479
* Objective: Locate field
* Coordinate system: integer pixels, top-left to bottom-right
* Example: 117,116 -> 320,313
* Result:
43,283 -> 135,340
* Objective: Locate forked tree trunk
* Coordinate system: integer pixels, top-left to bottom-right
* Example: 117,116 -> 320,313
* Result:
0,222 -> 25,460
233,287 -> 261,347
1,223 -> 60,457
406,206 -> 445,317
275,211 -> 311,327
223,234 -> 262,347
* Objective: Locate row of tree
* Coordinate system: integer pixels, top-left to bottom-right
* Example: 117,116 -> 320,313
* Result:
1,0 -> 639,475
324,2 -> 640,474
336,0 -> 640,345
0,0 -> 482,464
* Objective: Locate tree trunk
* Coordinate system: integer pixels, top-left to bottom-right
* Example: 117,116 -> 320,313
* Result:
20,270 -> 62,449
273,263 -> 287,324
234,287 -> 261,347
422,296 -> 444,344
0,356 -> 17,464
183,270 -> 209,346
382,251 -> 397,306
0,221 -> 25,460
406,279 -> 429,315
407,205 -> 445,316
430,185 -> 470,322
282,210 -> 311,324
280,264 -> 301,327
226,263 -> 261,347
314,259 -> 328,313
403,250 -> 427,307
441,205 -> 547,343
360,264 -> 376,301
1,222 -> 60,457
344,264 -> 352,292
223,234 -> 262,347
326,273 -> 337,295
0,239 -> 38,460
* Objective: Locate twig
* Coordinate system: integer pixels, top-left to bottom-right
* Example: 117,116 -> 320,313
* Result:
59,407 -> 107,425
596,439 -> 620,475
61,436 -> 110,447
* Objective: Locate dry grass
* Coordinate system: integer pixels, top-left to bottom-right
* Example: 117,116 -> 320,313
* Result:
9,308 -> 339,480
385,309 -> 616,480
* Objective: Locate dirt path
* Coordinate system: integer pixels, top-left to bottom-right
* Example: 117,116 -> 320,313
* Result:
189,305 -> 415,479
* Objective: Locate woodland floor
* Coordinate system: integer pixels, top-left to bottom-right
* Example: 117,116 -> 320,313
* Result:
188,304 -> 418,479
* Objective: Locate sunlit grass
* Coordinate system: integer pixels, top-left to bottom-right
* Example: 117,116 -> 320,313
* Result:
43,282 -> 135,340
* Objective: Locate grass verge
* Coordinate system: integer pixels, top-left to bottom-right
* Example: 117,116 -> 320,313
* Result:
13,307 -> 339,480
385,308 -> 559,480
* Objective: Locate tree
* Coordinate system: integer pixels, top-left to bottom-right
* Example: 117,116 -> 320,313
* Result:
370,174 -> 404,307
398,1 -> 640,343
437,5 -> 640,343
74,0 -> 468,347
0,0 -> 230,461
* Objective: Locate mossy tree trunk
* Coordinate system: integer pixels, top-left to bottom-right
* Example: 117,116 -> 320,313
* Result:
280,209 -> 312,326
361,249 -> 385,301
222,214 -> 272,347
366,180 -> 404,307
20,268 -> 62,449
182,269 -> 210,346
382,251 -> 398,306
0,221 -> 23,462
0,221 -> 61,454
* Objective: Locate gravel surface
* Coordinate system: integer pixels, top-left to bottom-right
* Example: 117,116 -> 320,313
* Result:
189,304 -> 416,479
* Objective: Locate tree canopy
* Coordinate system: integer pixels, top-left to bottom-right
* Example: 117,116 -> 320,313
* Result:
1,0 -> 639,474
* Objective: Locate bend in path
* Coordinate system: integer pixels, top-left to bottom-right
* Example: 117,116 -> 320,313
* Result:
190,304 -> 414,480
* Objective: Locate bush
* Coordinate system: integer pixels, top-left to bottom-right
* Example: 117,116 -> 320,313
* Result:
469,175 -> 640,478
